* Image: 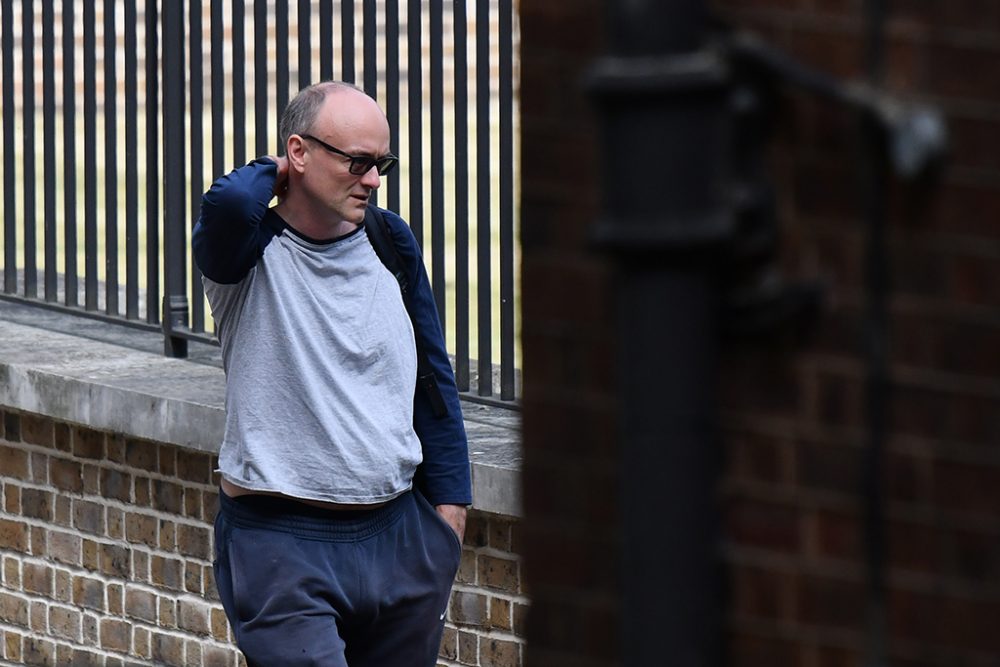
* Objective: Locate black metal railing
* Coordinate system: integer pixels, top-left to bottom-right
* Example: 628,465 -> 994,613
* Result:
0,0 -> 519,405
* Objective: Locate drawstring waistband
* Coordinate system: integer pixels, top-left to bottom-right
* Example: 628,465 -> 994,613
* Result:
218,489 -> 410,542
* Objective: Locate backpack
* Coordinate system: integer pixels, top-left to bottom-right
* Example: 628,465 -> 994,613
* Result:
363,205 -> 448,418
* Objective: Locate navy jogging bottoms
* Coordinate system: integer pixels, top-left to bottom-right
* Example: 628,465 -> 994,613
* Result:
213,489 -> 462,667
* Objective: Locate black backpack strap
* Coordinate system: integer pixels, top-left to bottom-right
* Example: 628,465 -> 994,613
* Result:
364,205 -> 448,418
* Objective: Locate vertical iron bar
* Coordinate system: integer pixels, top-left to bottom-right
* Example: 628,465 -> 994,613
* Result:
1,0 -> 14,294
84,0 -> 98,310
452,0 -> 470,391
276,0 -> 289,146
62,0 -> 78,307
498,0 -> 514,398
298,0 -> 311,87
319,0 -> 333,81
429,0 -> 445,327
42,0 -> 57,302
104,0 -> 119,316
342,0 -> 354,82
362,0 -> 378,206
211,0 -> 225,177
385,0 -> 400,211
475,0 -> 491,396
22,0 -> 36,299
862,2 -> 889,667
407,0 -> 423,245
145,0 -> 160,323
363,0 -> 377,96
163,0 -> 189,357
190,0 -> 206,332
125,0 -> 139,319
232,0 -> 246,165
255,0 -> 269,156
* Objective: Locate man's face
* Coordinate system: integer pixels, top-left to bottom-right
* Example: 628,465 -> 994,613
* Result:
299,91 -> 392,225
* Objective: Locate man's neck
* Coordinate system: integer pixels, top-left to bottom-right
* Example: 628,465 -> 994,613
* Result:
273,200 -> 359,241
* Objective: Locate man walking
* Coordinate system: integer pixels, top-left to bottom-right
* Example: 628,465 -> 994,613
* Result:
194,81 -> 470,667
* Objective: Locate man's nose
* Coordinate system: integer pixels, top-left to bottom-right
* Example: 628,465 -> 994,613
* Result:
361,165 -> 381,188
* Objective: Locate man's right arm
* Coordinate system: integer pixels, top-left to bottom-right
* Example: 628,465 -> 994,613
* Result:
193,158 -> 282,284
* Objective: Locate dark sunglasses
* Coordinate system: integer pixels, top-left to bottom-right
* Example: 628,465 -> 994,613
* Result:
299,133 -> 399,176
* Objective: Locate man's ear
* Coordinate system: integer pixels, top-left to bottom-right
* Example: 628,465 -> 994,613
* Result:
286,135 -> 308,172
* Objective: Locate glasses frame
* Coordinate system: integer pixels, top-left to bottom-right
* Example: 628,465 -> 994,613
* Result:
299,133 -> 399,176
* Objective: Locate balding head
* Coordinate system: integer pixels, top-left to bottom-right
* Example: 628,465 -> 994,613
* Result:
278,81 -> 381,153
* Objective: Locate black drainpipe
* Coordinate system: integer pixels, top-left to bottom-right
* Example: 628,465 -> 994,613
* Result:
587,2 -> 729,664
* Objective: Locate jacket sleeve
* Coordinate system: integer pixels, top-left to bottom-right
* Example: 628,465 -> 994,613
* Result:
380,208 -> 473,507
193,158 -> 278,284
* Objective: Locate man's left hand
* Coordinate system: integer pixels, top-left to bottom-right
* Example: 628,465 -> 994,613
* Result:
435,504 -> 467,544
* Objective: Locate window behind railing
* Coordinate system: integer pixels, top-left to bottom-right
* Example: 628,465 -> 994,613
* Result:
0,0 -> 519,406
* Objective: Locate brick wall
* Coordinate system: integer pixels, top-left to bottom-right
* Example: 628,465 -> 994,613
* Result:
0,409 -> 526,667
520,1 -> 1000,665
711,1 -> 1000,665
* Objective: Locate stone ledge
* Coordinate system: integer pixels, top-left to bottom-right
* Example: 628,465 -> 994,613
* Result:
0,301 -> 522,517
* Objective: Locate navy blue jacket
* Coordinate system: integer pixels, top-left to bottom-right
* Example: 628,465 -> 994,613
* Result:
192,158 -> 472,507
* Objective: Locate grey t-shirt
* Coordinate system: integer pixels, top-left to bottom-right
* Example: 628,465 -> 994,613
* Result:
204,219 -> 422,504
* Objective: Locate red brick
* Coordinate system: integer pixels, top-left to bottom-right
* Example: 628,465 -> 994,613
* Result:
178,598 -> 211,636
0,520 -> 29,552
134,476 -> 152,507
48,606 -> 81,642
72,427 -> 104,459
153,480 -> 184,514
22,562 -> 52,597
489,597 -> 512,631
52,422 -> 71,450
185,560 -> 203,595
726,498 -> 802,554
159,597 -> 177,628
210,607 -> 229,642
158,445 -> 177,476
100,469 -> 131,503
0,446 -> 29,480
151,631 -> 184,667
99,618 -> 129,653
125,513 -> 158,548
729,632 -> 801,667
177,523 -> 211,560
0,592 -> 28,626
22,637 -> 55,666
151,556 -> 184,592
798,574 -> 865,630
82,538 -> 99,571
160,520 -> 176,551
3,485 -> 19,514
72,575 -> 104,612
480,638 -> 520,667
730,564 -> 794,621
73,500 -> 105,536
450,591 -> 488,626
457,630 -> 478,666
125,588 -> 156,624
3,411 -> 20,441
53,495 -> 71,528
478,555 -> 520,594
125,439 -> 157,470
439,625 -> 458,660
20,414 -> 53,447
100,543 -> 130,579
203,646 -> 237,667
20,488 -> 53,522
176,450 -> 212,484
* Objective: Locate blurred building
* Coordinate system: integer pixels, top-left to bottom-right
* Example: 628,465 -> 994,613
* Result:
521,1 -> 1000,665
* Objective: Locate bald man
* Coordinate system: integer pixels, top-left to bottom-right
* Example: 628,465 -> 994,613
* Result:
194,81 -> 470,667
